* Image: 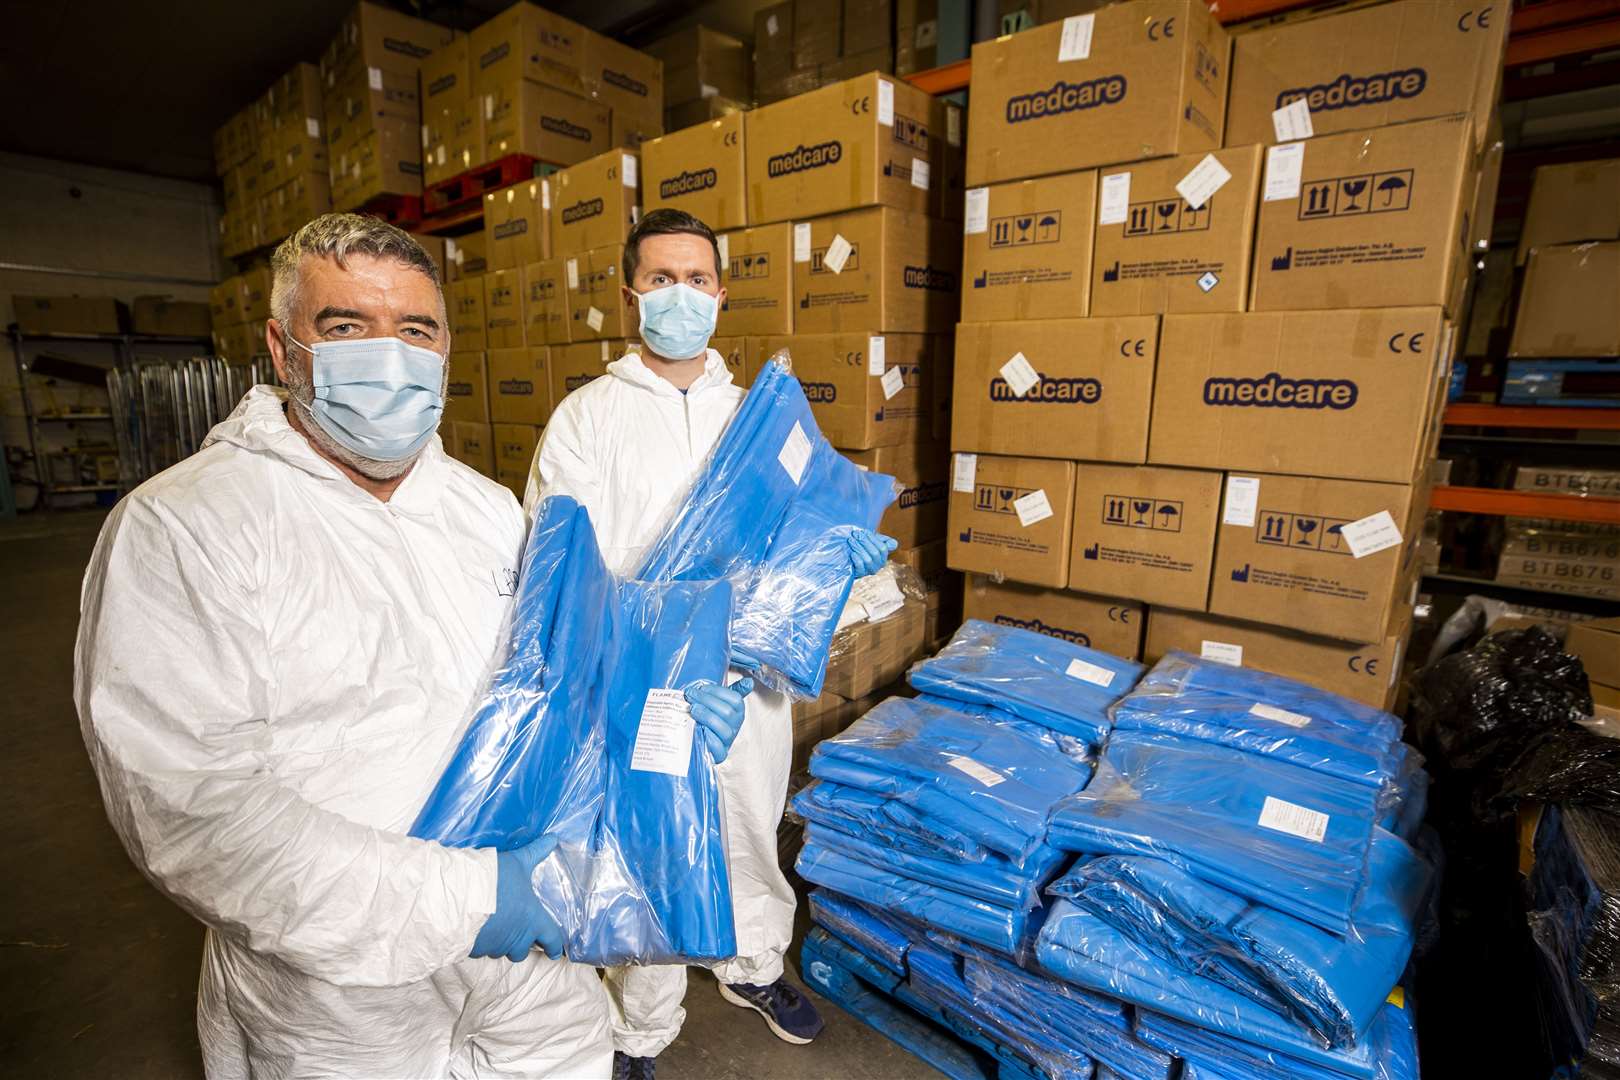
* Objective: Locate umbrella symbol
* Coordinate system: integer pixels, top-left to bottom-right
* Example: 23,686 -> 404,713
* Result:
1377,176 -> 1407,207
1037,214 -> 1059,241
1341,179 -> 1368,211
1132,499 -> 1152,526
1295,518 -> 1319,546
1326,523 -> 1345,549
1157,503 -> 1179,530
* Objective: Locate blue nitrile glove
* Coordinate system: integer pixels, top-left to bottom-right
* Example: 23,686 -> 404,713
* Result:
470,833 -> 565,962
847,529 -> 898,577
687,677 -> 755,763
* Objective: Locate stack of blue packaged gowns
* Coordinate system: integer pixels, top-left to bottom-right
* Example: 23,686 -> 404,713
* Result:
1134,1002 -> 1420,1080
635,355 -> 896,697
909,619 -> 1143,745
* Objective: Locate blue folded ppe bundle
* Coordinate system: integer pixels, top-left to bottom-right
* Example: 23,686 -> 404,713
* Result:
1048,731 -> 1381,932
1049,827 -> 1431,1047
908,619 -> 1143,744
915,694 -> 1099,767
809,696 -> 1093,862
804,822 -> 1065,909
635,356 -> 896,698
413,496 -> 736,965
793,779 -> 992,863
806,888 -> 919,975
1133,999 -> 1420,1080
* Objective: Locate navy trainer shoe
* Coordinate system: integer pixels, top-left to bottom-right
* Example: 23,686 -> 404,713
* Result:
612,1051 -> 655,1080
718,978 -> 826,1044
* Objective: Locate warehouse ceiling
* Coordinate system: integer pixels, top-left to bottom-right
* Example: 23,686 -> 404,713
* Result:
0,0 -> 713,185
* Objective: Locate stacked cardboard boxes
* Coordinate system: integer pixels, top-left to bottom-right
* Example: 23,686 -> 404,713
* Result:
208,267 -> 274,363
647,26 -> 752,134
753,0 -> 903,104
215,62 -> 336,258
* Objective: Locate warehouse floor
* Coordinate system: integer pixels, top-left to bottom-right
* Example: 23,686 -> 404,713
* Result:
0,508 -> 935,1079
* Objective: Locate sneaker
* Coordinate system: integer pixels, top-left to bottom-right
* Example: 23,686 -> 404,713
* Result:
718,978 -> 825,1045
612,1052 -> 655,1080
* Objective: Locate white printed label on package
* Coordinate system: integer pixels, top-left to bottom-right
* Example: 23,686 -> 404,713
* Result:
622,153 -> 637,187
953,453 -> 978,493
1175,154 -> 1232,211
1272,97 -> 1314,143
566,258 -> 580,289
1065,657 -> 1115,689
1338,511 -> 1403,559
1058,14 -> 1095,61
701,82 -> 718,99
868,335 -> 887,375
778,421 -> 812,484
1014,488 -> 1053,528
877,79 -> 894,126
999,352 -> 1040,398
850,571 -> 906,623
1264,142 -> 1305,202
947,105 -> 961,147
306,117 -> 321,138
600,341 -> 611,363
947,755 -> 1007,788
1201,640 -> 1244,666
717,234 -> 730,267
1258,796 -> 1330,843
586,307 -> 605,332
541,179 -> 551,209
368,66 -> 383,90
1250,703 -> 1312,729
1197,271 -> 1219,292
964,188 -> 990,234
766,13 -> 779,35
1223,476 -> 1261,527
794,223 -> 812,262
630,689 -> 695,776
881,365 -> 905,400
824,233 -> 853,274
1098,172 -> 1131,225
422,124 -> 431,149
911,158 -> 931,191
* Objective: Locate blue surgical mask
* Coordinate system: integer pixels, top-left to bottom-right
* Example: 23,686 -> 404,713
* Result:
635,283 -> 718,361
288,334 -> 445,461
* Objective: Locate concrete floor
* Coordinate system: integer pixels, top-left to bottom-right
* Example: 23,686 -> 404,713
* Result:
0,508 -> 937,1079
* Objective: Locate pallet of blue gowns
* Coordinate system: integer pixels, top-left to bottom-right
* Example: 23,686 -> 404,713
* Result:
1047,731 -> 1382,932
908,619 -> 1143,745
794,778 -> 995,863
1133,1000 -> 1420,1080
634,354 -> 896,698
411,495 -> 736,965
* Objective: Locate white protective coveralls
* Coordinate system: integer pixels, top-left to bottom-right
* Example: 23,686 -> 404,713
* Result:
75,386 -> 613,1078
523,348 -> 798,1058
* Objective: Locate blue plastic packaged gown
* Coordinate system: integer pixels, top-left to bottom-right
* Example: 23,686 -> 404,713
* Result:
1047,731 -> 1381,932
809,696 -> 1092,862
804,822 -> 1066,909
412,496 -> 736,965
806,888 -> 919,975
915,694 -> 1098,768
1133,998 -> 1421,1080
793,779 -> 993,863
635,355 -> 896,698
908,619 -> 1143,744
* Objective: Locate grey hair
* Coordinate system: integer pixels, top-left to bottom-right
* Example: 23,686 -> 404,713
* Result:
269,212 -> 441,328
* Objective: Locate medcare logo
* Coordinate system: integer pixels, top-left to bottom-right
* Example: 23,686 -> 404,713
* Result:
659,168 -> 718,199
493,220 -> 529,241
1203,372 -> 1358,409
1276,69 -> 1428,113
799,381 -> 837,403
602,68 -> 649,97
498,379 -> 535,395
989,374 -> 1102,404
1006,75 -> 1128,124
991,614 -> 1089,647
903,265 -> 957,291
541,116 -> 592,141
562,197 -> 605,225
767,141 -> 843,178
899,480 -> 948,509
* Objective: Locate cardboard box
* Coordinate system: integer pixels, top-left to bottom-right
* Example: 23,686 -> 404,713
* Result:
745,73 -> 936,224
1509,243 -> 1620,358
1568,617 -> 1620,689
550,339 -> 623,406
492,421 -> 541,496
329,123 -> 423,207
961,170 -> 1097,322
324,0 -> 457,79
583,33 -> 664,128
449,277 -> 486,351
718,224 -> 794,336
550,150 -> 641,255
824,599 -> 928,700
951,317 -> 1159,461
421,35 -> 471,109
1210,472 -> 1424,642
488,346 -> 552,425
843,440 -> 951,548
409,230 -> 448,285
794,0 -> 843,68
642,113 -> 747,232
754,2 -> 797,86
323,60 -> 420,143
963,574 -> 1144,659
666,95 -> 750,134
209,277 -> 240,325
423,98 -> 484,185
468,3 -> 587,95
1251,116 -> 1474,314
445,350 -> 490,423
757,332 -> 929,449
1517,160 -> 1620,265
966,2 -> 1230,186
611,112 -> 664,154
1069,464 -> 1221,609
445,420 -> 496,478
755,69 -> 824,107
947,454 -> 1076,588
483,79 -> 611,167
1226,0 -> 1507,152
1144,606 -> 1408,709
483,267 -> 527,349
649,26 -> 750,106
447,233 -> 487,281
844,0 -> 894,56
484,178 -> 552,272
896,0 -> 941,76
1149,307 -> 1450,484
523,257 -> 570,345
131,297 -> 210,338
565,245 -> 638,341
794,208 -> 960,333
212,321 -> 265,362
1092,145 -> 1263,316
710,335 -> 752,385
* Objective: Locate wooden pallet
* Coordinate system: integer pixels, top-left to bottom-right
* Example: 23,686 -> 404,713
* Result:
351,192 -> 424,230
421,154 -> 544,220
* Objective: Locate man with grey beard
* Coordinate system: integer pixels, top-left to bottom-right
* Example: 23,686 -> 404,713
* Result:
74,214 -> 617,1077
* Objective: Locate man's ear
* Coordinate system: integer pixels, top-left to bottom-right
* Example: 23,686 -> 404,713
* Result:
622,284 -> 638,312
266,318 -> 293,384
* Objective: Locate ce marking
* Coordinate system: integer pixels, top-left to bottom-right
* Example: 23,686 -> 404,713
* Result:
1348,655 -> 1380,676
1458,6 -> 1494,31
1387,332 -> 1426,354
849,96 -> 871,116
1107,606 -> 1133,624
1147,17 -> 1177,40
1119,338 -> 1148,357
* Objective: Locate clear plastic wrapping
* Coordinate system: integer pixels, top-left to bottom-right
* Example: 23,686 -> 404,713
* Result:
803,822 -> 1065,911
634,352 -> 897,698
792,779 -> 993,864
1133,1001 -> 1420,1080
412,495 -> 735,965
806,888 -> 918,976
